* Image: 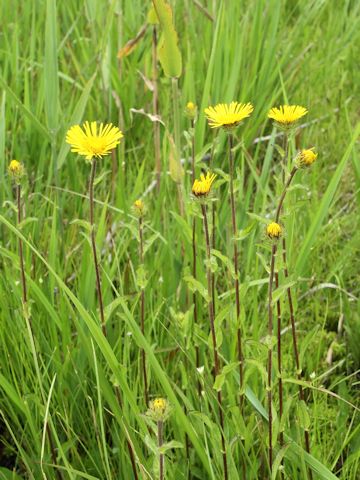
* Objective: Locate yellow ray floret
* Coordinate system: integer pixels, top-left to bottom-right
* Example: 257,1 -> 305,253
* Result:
66,121 -> 123,160
268,105 -> 307,125
266,222 -> 282,239
204,101 -> 254,129
192,172 -> 217,197
298,148 -> 318,168
8,159 -> 25,183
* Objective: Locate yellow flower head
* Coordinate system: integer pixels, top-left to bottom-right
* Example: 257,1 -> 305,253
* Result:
147,397 -> 171,422
266,222 -> 282,239
66,121 -> 123,160
133,199 -> 145,216
185,101 -> 197,120
268,105 -> 307,127
192,172 -> 217,197
297,148 -> 318,168
8,160 -> 25,182
204,101 -> 254,129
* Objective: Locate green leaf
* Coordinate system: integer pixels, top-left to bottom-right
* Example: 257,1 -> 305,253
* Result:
234,221 -> 257,241
297,400 -> 311,431
147,6 -> 159,24
168,132 -> 184,182
0,467 -> 23,480
272,280 -> 296,305
213,362 -> 239,391
211,249 -> 236,278
69,219 -> 92,233
159,440 -> 184,453
183,274 -> 209,302
153,0 -> 182,78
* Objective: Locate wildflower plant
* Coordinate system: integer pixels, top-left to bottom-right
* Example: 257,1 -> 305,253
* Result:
192,171 -> 228,480
8,160 -> 27,305
66,121 -> 123,336
205,101 -> 253,415
146,398 -> 172,480
266,103 -> 318,472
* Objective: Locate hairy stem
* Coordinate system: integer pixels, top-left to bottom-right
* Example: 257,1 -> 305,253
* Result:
280,136 -> 313,475
89,158 -> 107,337
275,272 -> 283,447
201,203 -> 228,480
191,119 -> 201,397
139,215 -> 149,405
158,420 -> 164,480
267,243 -> 277,473
17,184 -> 27,305
228,134 -> 244,410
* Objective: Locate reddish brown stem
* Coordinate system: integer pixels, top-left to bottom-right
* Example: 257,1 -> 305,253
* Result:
201,204 -> 228,480
279,136 -> 313,477
158,420 -> 164,480
17,184 -> 27,305
89,158 -> 107,336
267,243 -> 277,473
191,118 -> 201,397
228,134 -> 244,411
139,215 -> 149,405
275,273 -> 283,447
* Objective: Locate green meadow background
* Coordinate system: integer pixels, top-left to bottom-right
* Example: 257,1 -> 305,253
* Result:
0,0 -> 360,478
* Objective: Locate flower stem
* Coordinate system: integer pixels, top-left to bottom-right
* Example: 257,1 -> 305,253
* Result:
267,242 -> 277,473
280,137 -> 313,476
17,184 -> 27,305
275,272 -> 284,447
190,118 -> 201,397
282,236 -> 313,477
89,158 -> 107,337
152,25 -> 161,190
138,214 -> 149,405
228,134 -> 244,410
201,203 -> 228,480
158,420 -> 164,480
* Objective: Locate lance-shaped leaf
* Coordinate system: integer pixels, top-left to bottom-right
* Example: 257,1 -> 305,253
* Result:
152,0 -> 182,78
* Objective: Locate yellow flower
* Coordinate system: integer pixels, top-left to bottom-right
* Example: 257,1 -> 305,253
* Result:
268,105 -> 307,127
147,398 -> 171,422
192,172 -> 216,197
133,199 -> 145,216
204,101 -> 254,129
8,160 -> 25,182
66,121 -> 123,160
297,148 -> 318,168
185,101 -> 197,119
266,222 -> 282,239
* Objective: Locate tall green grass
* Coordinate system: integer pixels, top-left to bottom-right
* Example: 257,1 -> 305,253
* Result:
0,0 -> 360,478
